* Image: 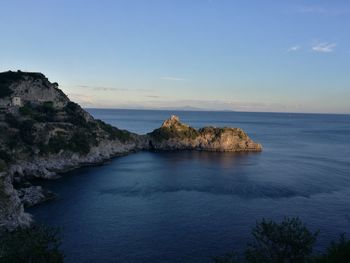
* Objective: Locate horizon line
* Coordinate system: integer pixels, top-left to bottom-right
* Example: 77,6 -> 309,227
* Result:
83,107 -> 350,116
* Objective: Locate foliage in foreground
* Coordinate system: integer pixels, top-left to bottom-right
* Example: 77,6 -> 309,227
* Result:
314,234 -> 350,263
0,225 -> 63,263
213,217 -> 350,263
245,217 -> 318,263
0,217 -> 349,263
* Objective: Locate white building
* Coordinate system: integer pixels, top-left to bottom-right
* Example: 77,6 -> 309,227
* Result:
11,97 -> 22,107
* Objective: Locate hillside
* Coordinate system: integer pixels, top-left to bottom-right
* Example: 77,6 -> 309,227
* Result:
0,71 -> 144,229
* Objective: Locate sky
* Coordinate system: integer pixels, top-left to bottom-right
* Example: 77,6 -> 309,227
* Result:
0,0 -> 349,113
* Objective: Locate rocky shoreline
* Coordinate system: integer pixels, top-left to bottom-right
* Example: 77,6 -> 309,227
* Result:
0,71 -> 262,230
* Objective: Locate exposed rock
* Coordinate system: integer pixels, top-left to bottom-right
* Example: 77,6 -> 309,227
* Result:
147,115 -> 262,152
0,172 -> 32,230
0,71 -> 68,108
17,186 -> 55,208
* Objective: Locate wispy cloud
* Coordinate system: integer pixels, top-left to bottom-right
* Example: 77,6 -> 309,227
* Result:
76,85 -> 153,92
312,42 -> 337,53
160,76 -> 185,81
145,95 -> 161,99
76,85 -> 127,91
288,45 -> 301,52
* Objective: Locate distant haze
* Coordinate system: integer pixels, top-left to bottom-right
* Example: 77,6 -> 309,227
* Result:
1,0 -> 349,114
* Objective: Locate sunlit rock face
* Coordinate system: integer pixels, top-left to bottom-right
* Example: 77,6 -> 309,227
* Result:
147,115 -> 262,152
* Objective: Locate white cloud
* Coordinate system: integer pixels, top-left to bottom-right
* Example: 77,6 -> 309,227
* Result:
312,42 -> 337,53
160,76 -> 185,81
288,45 -> 301,52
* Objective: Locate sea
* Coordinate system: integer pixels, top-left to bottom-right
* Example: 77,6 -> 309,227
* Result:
29,109 -> 350,263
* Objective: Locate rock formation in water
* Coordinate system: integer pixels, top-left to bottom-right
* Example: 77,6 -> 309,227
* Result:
147,115 -> 262,151
0,70 -> 262,230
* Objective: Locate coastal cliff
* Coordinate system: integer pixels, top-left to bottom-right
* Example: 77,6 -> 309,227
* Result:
0,70 -> 262,230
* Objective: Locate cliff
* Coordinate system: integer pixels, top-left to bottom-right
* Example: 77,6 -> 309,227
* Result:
0,71 -> 144,229
0,71 -> 262,230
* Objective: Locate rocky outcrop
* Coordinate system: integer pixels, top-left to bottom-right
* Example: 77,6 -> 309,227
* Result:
0,71 -> 68,108
0,172 -> 32,230
147,115 -> 262,152
17,186 -> 55,208
0,71 -> 262,230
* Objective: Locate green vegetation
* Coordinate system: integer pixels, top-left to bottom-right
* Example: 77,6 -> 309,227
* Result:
0,216 -> 348,262
150,125 -> 199,141
96,120 -> 132,142
63,102 -> 89,127
5,113 -> 37,145
5,113 -> 20,128
69,131 -> 95,154
47,134 -> 67,153
19,120 -> 36,145
19,101 -> 56,122
213,217 -> 350,263
5,100 -> 124,156
0,225 -> 63,263
245,217 -> 317,263
39,130 -> 97,155
63,101 -> 79,113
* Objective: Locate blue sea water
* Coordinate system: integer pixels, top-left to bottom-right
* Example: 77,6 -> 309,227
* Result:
29,109 -> 350,263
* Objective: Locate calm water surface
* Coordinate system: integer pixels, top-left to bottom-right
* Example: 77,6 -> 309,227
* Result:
30,109 -> 350,263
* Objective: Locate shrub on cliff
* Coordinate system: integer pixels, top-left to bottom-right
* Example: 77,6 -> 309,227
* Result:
39,131 -> 96,155
19,120 -> 36,145
19,101 -> 56,122
0,225 -> 64,263
5,113 -> 20,128
96,120 -> 132,142
69,131 -> 95,154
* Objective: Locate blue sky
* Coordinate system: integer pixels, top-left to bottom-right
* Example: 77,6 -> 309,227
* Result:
1,0 -> 349,113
